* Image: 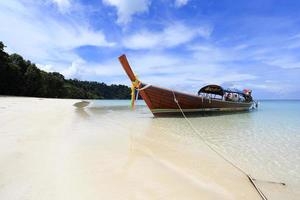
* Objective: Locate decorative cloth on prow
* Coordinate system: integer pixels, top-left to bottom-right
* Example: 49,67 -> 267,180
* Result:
131,77 -> 140,110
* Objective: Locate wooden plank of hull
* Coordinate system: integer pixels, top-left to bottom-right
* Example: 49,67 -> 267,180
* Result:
139,83 -> 253,116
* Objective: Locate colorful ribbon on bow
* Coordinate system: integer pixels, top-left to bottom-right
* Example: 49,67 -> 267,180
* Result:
130,78 -> 141,110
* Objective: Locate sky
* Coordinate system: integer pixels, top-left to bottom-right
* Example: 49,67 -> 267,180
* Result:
1,0 -> 300,99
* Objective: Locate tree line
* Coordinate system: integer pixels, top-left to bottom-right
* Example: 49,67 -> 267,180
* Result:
0,41 -> 130,99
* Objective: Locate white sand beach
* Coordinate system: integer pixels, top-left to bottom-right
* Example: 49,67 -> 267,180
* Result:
0,97 -> 297,200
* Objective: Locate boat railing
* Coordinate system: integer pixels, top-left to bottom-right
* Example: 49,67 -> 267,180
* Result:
198,92 -> 252,103
198,93 -> 223,100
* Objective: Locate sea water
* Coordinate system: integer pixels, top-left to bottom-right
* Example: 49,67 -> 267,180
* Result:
91,100 -> 300,199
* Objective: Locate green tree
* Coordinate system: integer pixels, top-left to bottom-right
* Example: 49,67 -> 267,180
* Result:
24,64 -> 42,96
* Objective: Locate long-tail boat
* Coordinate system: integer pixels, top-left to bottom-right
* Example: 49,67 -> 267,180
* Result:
119,54 -> 256,117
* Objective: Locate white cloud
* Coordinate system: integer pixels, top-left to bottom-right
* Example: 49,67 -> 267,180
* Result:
0,0 -> 113,73
123,23 -> 212,49
55,47 -> 259,94
188,44 -> 246,63
83,51 -> 257,94
61,59 -> 121,79
245,82 -> 291,94
175,0 -> 189,8
188,73 -> 257,86
51,0 -> 72,13
284,34 -> 300,49
36,63 -> 54,72
62,59 -> 86,78
262,57 -> 300,69
103,0 -> 150,25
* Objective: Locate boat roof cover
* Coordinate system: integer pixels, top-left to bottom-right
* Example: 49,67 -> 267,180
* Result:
198,85 -> 224,96
198,85 -> 252,97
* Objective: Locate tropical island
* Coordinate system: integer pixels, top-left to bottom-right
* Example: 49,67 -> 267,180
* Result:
0,41 -> 130,99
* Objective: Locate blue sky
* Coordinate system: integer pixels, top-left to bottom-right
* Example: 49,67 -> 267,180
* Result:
1,0 -> 300,99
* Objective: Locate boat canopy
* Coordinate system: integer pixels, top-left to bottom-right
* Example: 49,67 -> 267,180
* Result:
198,85 -> 224,96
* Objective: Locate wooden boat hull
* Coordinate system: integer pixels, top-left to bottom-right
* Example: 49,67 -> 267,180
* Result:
138,83 -> 253,117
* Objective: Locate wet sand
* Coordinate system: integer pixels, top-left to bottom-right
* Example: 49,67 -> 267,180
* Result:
0,97 -> 279,199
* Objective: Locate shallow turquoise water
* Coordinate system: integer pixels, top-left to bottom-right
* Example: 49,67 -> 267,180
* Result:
91,99 -> 300,198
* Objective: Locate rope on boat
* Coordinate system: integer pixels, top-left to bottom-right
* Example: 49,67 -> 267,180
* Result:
171,90 -> 268,200
130,76 -> 151,109
135,84 -> 151,101
130,79 -> 140,109
137,84 -> 151,91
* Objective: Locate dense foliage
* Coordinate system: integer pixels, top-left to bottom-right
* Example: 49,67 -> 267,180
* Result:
0,42 -> 130,99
